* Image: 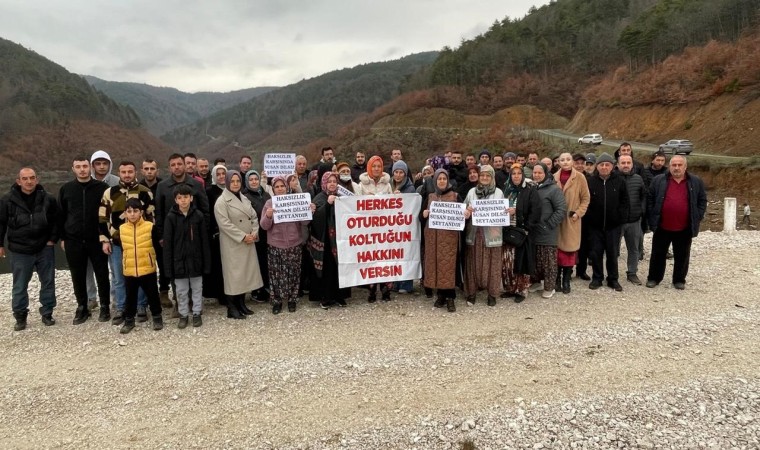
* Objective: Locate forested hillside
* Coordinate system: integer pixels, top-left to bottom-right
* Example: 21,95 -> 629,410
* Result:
0,38 -> 140,137
0,38 -> 173,171
162,52 -> 438,150
84,76 -> 278,135
418,0 -> 758,88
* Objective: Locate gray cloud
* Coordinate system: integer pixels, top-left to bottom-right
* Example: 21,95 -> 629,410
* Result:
0,0 -> 547,92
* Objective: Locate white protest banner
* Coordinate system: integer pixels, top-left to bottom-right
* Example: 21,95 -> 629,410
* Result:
471,198 -> 510,227
273,193 -> 312,224
337,185 -> 354,197
335,194 -> 422,288
263,153 -> 297,177
428,201 -> 466,231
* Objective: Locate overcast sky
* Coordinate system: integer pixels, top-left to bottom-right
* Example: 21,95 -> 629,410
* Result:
1,0 -> 546,93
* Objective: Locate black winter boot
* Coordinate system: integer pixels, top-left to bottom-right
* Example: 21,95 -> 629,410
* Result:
227,295 -> 245,320
434,292 -> 446,308
368,285 -> 377,303
120,318 -> 135,334
13,311 -> 28,331
562,267 -> 572,294
73,305 -> 90,325
239,297 -> 254,315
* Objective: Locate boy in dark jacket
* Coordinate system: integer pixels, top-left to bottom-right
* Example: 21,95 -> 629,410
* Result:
163,185 -> 211,328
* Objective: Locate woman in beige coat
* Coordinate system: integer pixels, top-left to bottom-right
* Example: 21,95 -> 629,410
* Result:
553,152 -> 590,294
214,170 -> 264,319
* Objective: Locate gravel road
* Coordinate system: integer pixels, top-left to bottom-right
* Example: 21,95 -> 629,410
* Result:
1,231 -> 758,449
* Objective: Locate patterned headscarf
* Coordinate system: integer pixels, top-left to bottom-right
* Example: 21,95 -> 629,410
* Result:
321,171 -> 338,195
270,175 -> 287,195
475,165 -> 496,199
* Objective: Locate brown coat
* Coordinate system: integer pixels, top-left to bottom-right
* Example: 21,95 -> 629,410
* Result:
554,169 -> 590,252
422,190 -> 459,289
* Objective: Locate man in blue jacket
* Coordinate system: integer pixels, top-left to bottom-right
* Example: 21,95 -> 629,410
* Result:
646,155 -> 706,290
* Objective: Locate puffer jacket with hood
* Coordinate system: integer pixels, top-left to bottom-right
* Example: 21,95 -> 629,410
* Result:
90,150 -> 120,187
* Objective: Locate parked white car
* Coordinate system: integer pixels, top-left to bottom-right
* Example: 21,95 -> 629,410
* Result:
578,134 -> 603,145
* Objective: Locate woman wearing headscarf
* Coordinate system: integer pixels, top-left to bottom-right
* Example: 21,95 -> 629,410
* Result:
260,176 -> 313,314
355,155 -> 393,301
414,164 -> 434,190
289,173 -> 315,299
502,163 -> 542,303
390,160 -> 417,294
310,163 -> 335,198
456,164 -> 479,202
421,169 -> 460,312
335,161 -> 358,193
308,171 -> 347,308
203,164 -> 227,303
530,162 -> 567,299
462,165 -> 505,306
553,152 -> 590,294
355,155 -> 391,196
243,170 -> 271,304
306,170 -> 319,198
214,170 -> 264,319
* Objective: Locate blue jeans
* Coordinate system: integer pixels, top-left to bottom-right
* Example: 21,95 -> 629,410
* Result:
394,280 -> 414,293
110,245 -> 147,311
11,246 -> 56,315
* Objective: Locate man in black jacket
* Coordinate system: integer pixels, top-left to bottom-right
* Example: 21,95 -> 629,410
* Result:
350,151 -> 366,184
58,157 -> 111,324
447,150 -> 467,187
0,168 -> 60,330
586,153 -> 629,291
617,155 -> 647,285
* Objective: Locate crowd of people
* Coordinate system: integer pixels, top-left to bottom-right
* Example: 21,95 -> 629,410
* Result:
0,144 -> 708,332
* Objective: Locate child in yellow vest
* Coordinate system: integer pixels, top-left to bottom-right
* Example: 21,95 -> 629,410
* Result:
119,198 -> 163,334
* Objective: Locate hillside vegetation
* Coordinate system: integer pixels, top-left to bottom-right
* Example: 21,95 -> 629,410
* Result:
0,38 -> 140,137
299,0 -> 760,162
0,38 -> 174,171
162,52 -> 438,151
84,76 -> 278,135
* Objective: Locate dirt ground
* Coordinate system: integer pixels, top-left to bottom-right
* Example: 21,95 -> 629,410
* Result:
0,231 -> 758,449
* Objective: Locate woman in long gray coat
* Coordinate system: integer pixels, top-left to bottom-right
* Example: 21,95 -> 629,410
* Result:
214,170 -> 264,319
530,163 -> 567,299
